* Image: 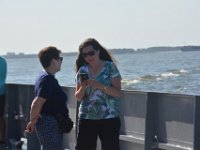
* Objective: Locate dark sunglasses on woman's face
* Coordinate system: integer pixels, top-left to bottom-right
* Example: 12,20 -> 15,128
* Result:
82,51 -> 95,58
57,56 -> 63,62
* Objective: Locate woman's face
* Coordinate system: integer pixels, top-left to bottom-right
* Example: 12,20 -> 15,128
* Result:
82,45 -> 99,64
53,56 -> 63,72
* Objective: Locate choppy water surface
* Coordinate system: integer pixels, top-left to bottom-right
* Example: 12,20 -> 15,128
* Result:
5,51 -> 200,95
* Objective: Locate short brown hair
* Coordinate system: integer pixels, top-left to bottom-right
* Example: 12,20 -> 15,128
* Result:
38,46 -> 61,68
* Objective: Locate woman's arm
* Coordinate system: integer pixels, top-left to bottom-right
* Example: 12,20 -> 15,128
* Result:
75,81 -> 88,101
90,76 -> 121,97
25,97 -> 46,133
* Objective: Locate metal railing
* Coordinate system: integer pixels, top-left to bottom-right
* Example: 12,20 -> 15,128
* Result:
4,84 -> 200,150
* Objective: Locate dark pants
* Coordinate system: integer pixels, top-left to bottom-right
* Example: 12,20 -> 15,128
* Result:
0,94 -> 6,143
0,95 -> 5,117
76,117 -> 121,150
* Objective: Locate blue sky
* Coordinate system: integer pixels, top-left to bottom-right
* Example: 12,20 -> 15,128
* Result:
0,0 -> 199,55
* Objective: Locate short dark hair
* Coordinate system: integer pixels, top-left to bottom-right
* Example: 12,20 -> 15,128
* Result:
38,46 -> 61,68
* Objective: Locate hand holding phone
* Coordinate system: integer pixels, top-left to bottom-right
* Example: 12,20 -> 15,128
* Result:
80,72 -> 89,81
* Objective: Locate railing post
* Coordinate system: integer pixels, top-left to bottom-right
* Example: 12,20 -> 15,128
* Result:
193,96 -> 200,150
145,92 -> 159,150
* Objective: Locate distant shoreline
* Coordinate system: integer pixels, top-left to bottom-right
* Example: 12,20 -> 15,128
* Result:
2,45 -> 200,59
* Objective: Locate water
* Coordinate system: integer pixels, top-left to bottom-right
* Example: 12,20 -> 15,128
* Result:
5,51 -> 200,96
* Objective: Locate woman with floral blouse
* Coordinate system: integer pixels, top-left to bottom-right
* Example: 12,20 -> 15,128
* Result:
75,38 -> 121,150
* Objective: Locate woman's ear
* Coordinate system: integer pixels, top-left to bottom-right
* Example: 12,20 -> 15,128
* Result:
50,59 -> 56,66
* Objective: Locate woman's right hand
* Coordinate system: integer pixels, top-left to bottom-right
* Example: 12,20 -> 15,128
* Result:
80,80 -> 89,89
75,80 -> 89,101
25,121 -> 36,133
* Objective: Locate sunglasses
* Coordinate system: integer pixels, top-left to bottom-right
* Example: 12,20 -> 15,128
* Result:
82,51 -> 95,58
57,56 -> 63,62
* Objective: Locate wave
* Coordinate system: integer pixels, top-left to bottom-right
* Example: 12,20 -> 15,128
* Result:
122,69 -> 188,88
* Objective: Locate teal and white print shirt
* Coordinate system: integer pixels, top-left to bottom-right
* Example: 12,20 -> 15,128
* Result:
76,61 -> 121,120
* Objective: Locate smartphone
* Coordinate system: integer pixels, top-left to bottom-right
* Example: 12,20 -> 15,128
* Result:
80,72 -> 89,81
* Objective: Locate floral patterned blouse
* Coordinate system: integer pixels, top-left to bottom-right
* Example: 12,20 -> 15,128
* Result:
76,61 -> 121,120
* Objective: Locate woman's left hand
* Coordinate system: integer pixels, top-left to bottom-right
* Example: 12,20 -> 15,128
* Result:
89,76 -> 121,97
89,79 -> 103,90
